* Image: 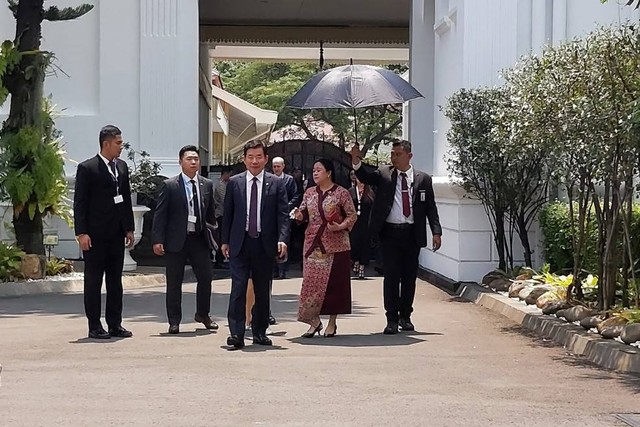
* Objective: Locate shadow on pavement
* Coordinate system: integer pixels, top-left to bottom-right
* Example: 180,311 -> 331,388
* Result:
501,324 -> 640,394
287,331 -> 442,348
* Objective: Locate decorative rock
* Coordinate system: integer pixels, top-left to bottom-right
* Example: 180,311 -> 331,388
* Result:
518,287 -> 534,301
597,316 -> 628,334
579,315 -> 604,330
534,290 -> 560,308
515,270 -> 533,281
508,281 -> 527,298
620,324 -> 640,344
555,309 -> 567,320
525,287 -> 554,305
564,306 -> 595,323
20,254 -> 45,280
488,277 -> 511,292
482,271 -> 505,286
542,301 -> 569,315
600,325 -> 626,339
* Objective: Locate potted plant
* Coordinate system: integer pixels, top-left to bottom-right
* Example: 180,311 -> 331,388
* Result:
123,142 -> 162,205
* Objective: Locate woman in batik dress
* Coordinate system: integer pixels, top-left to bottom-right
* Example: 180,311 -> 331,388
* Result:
292,159 -> 357,338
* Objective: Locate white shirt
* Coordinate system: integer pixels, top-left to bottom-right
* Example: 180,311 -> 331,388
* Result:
181,173 -> 202,232
387,166 -> 414,224
352,161 -> 414,224
245,170 -> 264,233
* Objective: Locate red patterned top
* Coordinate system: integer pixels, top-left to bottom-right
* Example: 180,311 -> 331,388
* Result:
299,185 -> 357,257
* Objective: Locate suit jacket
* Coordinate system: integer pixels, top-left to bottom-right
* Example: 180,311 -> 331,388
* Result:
151,174 -> 216,253
355,165 -> 442,248
221,171 -> 290,258
280,173 -> 300,211
73,155 -> 134,239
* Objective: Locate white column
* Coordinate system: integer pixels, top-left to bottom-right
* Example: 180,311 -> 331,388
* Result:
552,0 -> 567,46
409,0 -> 436,174
139,0 -> 199,177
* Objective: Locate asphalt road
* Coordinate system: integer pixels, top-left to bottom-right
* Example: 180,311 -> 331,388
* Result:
1,276 -> 638,426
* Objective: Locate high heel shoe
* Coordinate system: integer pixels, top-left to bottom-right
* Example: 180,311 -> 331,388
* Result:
358,265 -> 365,280
324,324 -> 337,337
301,322 -> 323,338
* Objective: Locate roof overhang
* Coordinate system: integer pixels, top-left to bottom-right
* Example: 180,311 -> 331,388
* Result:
211,85 -> 278,155
199,0 -> 409,46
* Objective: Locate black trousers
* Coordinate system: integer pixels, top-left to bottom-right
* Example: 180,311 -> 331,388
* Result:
380,223 -> 420,323
83,234 -> 125,330
227,234 -> 274,337
164,234 -> 213,326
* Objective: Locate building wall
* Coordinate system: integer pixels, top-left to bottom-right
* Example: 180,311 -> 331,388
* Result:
0,0 -> 200,257
410,0 -> 638,282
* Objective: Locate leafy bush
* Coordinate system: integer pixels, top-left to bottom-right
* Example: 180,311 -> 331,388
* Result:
0,241 -> 24,282
539,202 -> 599,274
45,257 -> 74,276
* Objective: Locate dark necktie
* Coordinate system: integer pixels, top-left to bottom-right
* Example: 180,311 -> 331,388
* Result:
108,160 -> 118,192
400,172 -> 410,218
190,179 -> 201,232
108,160 -> 117,176
248,177 -> 258,238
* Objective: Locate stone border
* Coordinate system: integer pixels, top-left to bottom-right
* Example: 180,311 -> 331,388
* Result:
0,274 -> 168,297
457,283 -> 640,374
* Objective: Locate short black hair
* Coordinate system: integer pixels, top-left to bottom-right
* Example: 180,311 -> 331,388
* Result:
99,125 -> 121,148
392,139 -> 412,153
243,140 -> 267,156
179,145 -> 199,159
313,158 -> 335,182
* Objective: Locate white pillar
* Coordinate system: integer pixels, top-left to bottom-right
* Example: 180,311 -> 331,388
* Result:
409,0 -> 435,174
139,0 -> 199,177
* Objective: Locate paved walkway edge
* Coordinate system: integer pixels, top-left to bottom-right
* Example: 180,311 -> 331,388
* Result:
0,274 -> 167,297
457,283 -> 640,374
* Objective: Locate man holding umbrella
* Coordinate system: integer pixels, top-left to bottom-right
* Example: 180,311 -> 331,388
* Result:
350,140 -> 442,335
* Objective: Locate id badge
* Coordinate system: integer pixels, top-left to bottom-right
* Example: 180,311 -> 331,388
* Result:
419,190 -> 426,202
188,215 -> 197,224
114,195 -> 124,204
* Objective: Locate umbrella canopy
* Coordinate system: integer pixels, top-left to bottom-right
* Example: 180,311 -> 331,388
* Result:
286,64 -> 423,109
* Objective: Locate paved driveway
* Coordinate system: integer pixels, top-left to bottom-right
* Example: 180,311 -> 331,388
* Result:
1,277 -> 638,426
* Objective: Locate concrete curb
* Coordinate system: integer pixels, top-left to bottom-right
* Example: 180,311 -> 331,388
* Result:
0,273 -> 167,297
457,283 -> 640,374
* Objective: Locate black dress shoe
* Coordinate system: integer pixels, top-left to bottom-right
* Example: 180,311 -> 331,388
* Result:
194,314 -> 219,330
268,314 -> 277,325
109,326 -> 133,338
227,335 -> 245,349
168,324 -> 180,334
88,328 -> 110,339
399,318 -> 415,331
383,321 -> 399,335
252,334 -> 272,346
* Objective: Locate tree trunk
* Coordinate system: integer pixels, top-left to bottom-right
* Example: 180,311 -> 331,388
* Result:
4,0 -> 46,256
516,214 -> 532,267
494,210 -> 507,271
13,209 -> 44,255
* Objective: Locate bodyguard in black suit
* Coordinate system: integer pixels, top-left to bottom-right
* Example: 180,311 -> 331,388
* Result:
74,125 -> 135,339
152,145 -> 218,334
351,140 -> 442,335
221,141 -> 290,349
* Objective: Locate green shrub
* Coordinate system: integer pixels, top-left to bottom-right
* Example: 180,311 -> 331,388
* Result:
539,202 -> 600,274
0,241 -> 24,281
540,202 -> 640,275
45,257 -> 74,276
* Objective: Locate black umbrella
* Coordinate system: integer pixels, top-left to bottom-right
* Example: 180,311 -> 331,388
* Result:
287,64 -> 422,108
286,64 -> 422,143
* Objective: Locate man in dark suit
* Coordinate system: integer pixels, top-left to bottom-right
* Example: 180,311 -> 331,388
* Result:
270,157 -> 299,281
74,125 -> 135,339
221,140 -> 289,349
351,140 -> 442,335
152,145 -> 218,334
